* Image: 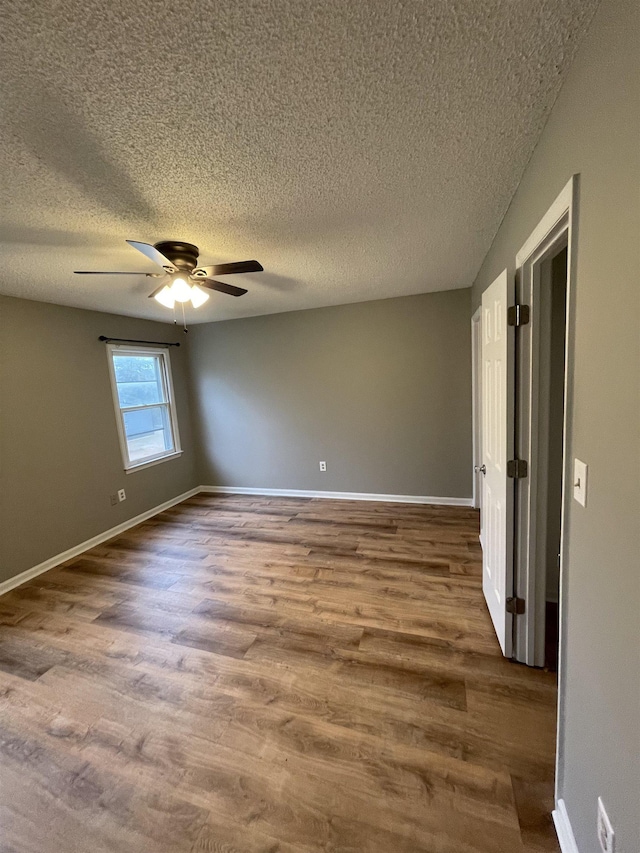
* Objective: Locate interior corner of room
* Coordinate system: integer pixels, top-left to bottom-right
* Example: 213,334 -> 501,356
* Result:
0,0 -> 638,851
0,286 -> 474,588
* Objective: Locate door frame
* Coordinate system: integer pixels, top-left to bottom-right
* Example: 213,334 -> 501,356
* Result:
471,307 -> 482,513
513,175 -> 578,800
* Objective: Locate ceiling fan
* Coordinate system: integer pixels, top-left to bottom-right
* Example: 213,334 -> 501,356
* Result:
75,240 -> 263,309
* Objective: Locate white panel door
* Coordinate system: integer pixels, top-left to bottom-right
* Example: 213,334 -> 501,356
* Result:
481,269 -> 515,656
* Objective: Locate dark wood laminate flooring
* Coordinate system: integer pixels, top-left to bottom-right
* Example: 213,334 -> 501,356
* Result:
0,495 -> 558,852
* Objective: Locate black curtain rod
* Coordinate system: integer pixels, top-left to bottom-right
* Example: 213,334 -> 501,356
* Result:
99,336 -> 180,347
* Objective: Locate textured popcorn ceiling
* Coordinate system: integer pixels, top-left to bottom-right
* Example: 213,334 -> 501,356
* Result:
0,0 -> 598,323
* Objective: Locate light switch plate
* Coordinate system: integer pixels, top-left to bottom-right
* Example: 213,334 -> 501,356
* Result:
573,458 -> 588,507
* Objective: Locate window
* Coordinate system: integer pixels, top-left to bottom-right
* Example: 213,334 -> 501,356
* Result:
107,344 -> 182,471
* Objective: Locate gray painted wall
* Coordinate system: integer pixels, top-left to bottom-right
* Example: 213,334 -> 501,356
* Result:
188,289 -> 473,499
0,296 -> 198,583
472,0 -> 640,848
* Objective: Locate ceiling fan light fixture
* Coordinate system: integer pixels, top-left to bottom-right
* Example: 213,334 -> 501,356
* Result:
75,241 -> 261,308
154,285 -> 175,308
190,285 -> 210,308
170,276 -> 192,303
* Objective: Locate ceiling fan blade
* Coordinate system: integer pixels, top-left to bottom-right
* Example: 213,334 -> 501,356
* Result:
126,240 -> 177,272
194,260 -> 263,277
196,278 -> 248,297
74,270 -> 155,275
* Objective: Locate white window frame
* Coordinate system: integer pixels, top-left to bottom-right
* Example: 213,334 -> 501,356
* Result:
106,343 -> 182,473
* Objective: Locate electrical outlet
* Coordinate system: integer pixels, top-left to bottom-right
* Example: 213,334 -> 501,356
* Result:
597,797 -> 615,853
319,461 -> 327,472
117,489 -> 126,502
109,494 -> 118,507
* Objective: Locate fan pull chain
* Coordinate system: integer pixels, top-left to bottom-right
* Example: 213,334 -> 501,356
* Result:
181,301 -> 188,334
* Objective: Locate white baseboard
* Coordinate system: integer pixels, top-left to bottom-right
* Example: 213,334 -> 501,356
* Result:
553,799 -> 580,853
0,484 -> 473,598
199,485 -> 474,506
0,487 -> 201,597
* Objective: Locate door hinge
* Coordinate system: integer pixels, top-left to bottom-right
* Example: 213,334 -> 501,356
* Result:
507,458 -> 528,479
507,304 -> 530,327
506,596 -> 526,615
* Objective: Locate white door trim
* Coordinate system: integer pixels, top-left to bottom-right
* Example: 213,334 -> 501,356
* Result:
552,800 -> 580,853
515,215 -> 569,667
516,177 -> 575,267
514,175 -> 578,810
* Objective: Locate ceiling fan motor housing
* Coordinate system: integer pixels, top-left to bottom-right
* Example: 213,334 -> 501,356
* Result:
154,241 -> 199,272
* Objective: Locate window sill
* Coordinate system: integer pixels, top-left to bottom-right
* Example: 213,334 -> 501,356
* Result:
125,450 -> 183,474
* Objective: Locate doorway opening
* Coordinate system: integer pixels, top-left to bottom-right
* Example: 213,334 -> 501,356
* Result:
513,177 -> 577,681
475,177 -> 577,836
533,244 -> 567,671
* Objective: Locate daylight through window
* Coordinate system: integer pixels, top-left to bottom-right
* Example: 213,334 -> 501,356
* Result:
107,345 -> 181,470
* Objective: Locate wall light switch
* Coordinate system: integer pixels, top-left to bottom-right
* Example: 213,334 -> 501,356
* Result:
573,459 -> 588,507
